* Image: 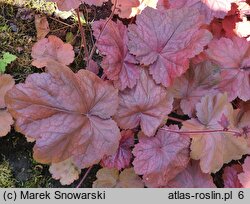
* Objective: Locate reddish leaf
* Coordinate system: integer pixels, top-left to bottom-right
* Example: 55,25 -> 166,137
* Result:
101,130 -> 134,170
128,7 -> 212,87
48,0 -> 82,11
168,0 -> 233,24
165,161 -> 216,188
231,108 -> 250,143
168,60 -> 220,116
157,0 -> 169,9
48,0 -> 107,11
5,60 -> 120,167
182,93 -> 249,173
205,37 -> 250,101
93,19 -> 139,90
223,164 -> 243,188
218,113 -> 230,130
238,157 -> 250,188
133,125 -> 190,187
114,68 -> 173,137
31,35 -> 75,68
221,3 -> 241,38
84,0 -> 108,6
87,59 -> 99,75
0,74 -> 14,137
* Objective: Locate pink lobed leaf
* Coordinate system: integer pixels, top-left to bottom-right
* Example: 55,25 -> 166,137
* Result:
223,164 -> 243,188
114,68 -> 173,137
93,19 -> 139,90
47,0 -> 82,11
48,0 -> 108,11
165,160 -> 216,188
128,7 -> 212,87
168,60 -> 220,116
112,0 -> 141,18
133,125 -> 190,187
238,157 -> 250,188
168,0 -> 234,24
101,130 -> 134,170
5,60 -> 121,168
31,35 -> 75,68
205,37 -> 250,101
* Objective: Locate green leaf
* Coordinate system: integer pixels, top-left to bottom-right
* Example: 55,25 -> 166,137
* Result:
0,61 -> 7,73
0,52 -> 17,73
3,52 -> 17,64
66,32 -> 74,44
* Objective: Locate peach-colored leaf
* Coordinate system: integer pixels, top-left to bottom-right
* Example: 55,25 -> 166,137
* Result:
32,35 -> 75,68
49,158 -> 81,185
0,74 -> 14,137
183,93 -> 249,173
93,168 -> 144,188
114,68 -> 173,137
5,60 -> 120,168
128,7 -> 212,87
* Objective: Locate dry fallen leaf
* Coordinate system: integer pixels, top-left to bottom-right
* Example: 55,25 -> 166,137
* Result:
35,15 -> 50,40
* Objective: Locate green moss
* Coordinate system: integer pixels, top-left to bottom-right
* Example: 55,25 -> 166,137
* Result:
0,3 -> 40,82
18,159 -> 53,188
0,0 -> 56,14
0,160 -> 15,188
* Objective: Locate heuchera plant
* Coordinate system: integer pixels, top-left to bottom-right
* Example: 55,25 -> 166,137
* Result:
1,0 -> 250,187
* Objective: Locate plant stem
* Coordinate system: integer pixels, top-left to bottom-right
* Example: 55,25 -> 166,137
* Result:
88,0 -> 118,63
162,127 -> 241,136
76,8 -> 89,65
76,166 -> 93,188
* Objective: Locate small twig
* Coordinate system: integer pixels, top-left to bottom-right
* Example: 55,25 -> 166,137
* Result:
88,0 -> 118,63
76,8 -> 89,65
49,16 -> 74,27
76,166 -> 93,188
167,116 -> 185,123
50,25 -> 71,33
